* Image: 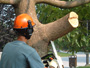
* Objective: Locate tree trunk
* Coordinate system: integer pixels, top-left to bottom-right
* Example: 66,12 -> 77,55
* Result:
27,12 -> 79,57
86,52 -> 89,65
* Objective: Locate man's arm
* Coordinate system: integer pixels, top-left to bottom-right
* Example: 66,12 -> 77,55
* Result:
27,51 -> 44,68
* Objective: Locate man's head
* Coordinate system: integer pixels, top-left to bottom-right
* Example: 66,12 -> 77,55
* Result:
13,14 -> 35,39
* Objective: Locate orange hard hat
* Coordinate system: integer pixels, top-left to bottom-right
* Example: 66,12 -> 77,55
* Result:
13,13 -> 35,29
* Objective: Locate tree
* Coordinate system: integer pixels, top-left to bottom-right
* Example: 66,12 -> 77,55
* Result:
36,1 -> 90,65
0,0 -> 90,57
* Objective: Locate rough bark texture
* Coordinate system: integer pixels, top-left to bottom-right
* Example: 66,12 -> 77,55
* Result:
0,0 -> 90,57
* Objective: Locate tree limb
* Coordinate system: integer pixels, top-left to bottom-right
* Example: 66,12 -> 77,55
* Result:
34,0 -> 90,8
45,12 -> 79,41
0,0 -> 20,4
27,0 -> 39,23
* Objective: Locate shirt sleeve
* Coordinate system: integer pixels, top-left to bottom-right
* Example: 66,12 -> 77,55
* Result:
27,51 -> 44,68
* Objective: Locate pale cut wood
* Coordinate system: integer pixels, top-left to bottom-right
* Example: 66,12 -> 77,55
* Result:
68,12 -> 79,28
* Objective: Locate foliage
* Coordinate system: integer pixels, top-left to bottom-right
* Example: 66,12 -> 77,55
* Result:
58,24 -> 90,55
58,52 -> 72,57
36,4 -> 70,24
77,65 -> 90,68
36,1 -> 90,23
0,4 -> 16,50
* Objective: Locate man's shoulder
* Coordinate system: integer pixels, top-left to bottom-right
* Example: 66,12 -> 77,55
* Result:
14,41 -> 36,54
5,41 -> 35,53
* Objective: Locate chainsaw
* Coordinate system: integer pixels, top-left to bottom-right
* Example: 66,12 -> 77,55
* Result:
41,41 -> 64,68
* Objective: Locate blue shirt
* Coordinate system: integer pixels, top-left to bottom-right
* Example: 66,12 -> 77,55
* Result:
0,41 -> 44,68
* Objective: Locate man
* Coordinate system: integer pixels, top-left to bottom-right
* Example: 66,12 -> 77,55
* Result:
0,14 -> 44,68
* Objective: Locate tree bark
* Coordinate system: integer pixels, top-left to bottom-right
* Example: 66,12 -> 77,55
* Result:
0,0 -> 20,4
35,0 -> 90,8
0,0 -> 90,56
86,53 -> 89,65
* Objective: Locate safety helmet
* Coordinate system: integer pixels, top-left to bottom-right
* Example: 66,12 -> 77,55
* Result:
13,13 -> 35,29
13,13 -> 35,39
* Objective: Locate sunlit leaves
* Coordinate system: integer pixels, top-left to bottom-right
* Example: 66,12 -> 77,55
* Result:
36,4 -> 70,24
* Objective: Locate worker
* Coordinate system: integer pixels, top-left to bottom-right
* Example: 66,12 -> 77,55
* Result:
0,14 -> 44,68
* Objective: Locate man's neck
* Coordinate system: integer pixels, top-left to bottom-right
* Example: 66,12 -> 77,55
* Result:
17,36 -> 27,43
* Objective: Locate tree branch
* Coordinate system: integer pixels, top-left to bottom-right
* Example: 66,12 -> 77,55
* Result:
0,0 -> 20,4
45,12 -> 79,41
27,0 -> 40,25
35,0 -> 90,8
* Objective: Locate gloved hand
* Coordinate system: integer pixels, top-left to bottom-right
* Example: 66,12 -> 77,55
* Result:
48,59 -> 58,68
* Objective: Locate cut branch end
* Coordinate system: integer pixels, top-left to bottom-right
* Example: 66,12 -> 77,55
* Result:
68,11 -> 79,28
